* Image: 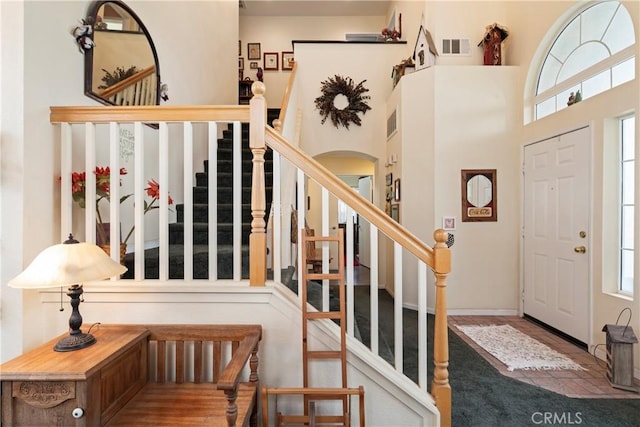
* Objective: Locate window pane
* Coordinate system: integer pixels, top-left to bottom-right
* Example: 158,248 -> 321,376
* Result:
620,114 -> 635,295
538,55 -> 562,94
535,97 -> 556,119
620,249 -> 634,293
603,5 -> 635,53
622,206 -> 634,248
622,116 -> 635,159
581,1 -> 619,42
612,57 -> 635,87
622,163 -> 634,204
550,18 -> 580,62
582,69 -> 611,99
557,43 -> 610,83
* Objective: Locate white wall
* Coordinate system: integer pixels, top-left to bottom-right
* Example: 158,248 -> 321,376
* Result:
386,65 -> 520,311
1,0 -> 239,360
425,1 -> 510,67
240,14 -> 386,108
434,66 -> 520,312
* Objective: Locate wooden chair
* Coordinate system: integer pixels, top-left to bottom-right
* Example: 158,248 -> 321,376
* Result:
106,324 -> 261,427
305,227 -> 332,273
263,229 -> 365,426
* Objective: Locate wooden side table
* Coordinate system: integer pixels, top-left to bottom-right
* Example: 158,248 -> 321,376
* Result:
1,325 -> 150,426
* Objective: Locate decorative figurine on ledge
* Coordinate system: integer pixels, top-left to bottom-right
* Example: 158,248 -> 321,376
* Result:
256,67 -> 264,82
478,22 -> 509,65
381,27 -> 400,41
567,90 -> 582,106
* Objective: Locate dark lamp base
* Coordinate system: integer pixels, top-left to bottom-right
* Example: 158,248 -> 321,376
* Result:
54,332 -> 97,352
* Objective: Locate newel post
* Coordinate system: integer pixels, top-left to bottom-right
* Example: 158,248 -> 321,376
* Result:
249,82 -> 267,286
272,118 -> 282,134
432,228 -> 451,427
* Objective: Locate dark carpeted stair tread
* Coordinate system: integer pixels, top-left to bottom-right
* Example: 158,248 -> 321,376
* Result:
142,108 -> 278,281
123,244 -> 249,280
192,186 -> 271,204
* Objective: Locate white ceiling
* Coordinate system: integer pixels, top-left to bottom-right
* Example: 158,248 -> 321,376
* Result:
240,1 -> 391,17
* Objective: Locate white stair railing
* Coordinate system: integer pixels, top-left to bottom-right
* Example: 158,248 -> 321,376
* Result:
51,82 -> 452,425
52,106 -> 251,282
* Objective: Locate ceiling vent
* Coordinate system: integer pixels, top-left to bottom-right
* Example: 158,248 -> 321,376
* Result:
346,33 -> 382,42
440,38 -> 471,56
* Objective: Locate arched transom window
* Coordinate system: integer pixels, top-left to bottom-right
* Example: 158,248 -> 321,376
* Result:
535,1 -> 635,120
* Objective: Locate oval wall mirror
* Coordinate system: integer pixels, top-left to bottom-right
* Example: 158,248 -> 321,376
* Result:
84,1 -> 160,106
466,174 -> 492,207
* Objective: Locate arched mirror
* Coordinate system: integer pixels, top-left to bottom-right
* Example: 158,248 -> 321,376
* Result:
461,169 -> 497,222
84,1 -> 160,106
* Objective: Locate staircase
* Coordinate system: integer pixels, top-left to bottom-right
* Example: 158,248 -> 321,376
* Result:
122,109 -> 278,279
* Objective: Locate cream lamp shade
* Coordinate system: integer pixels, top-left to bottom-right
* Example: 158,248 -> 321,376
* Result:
8,234 -> 127,351
8,237 -> 126,289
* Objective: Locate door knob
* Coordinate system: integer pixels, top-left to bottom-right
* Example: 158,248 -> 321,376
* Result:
574,246 -> 587,253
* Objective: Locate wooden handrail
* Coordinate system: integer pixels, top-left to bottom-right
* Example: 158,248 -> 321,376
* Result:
99,65 -> 156,99
276,61 -> 297,130
50,105 -> 250,124
265,126 -> 438,269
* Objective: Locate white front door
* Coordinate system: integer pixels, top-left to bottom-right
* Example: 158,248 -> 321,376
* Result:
523,126 -> 591,344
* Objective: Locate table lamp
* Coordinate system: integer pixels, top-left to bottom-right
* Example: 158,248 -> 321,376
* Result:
8,234 -> 127,351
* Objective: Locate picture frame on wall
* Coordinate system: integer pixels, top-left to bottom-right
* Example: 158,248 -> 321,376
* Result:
248,43 -> 261,60
238,40 -> 241,56
391,204 -> 400,222
264,52 -> 279,70
250,61 -> 258,69
394,178 -> 401,201
282,51 -> 294,70
461,169 -> 497,222
238,57 -> 244,70
442,216 -> 456,230
385,173 -> 393,186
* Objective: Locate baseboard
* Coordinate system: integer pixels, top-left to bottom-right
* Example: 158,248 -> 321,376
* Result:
446,308 -> 519,316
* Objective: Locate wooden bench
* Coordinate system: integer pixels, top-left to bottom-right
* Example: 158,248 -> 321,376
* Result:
106,324 -> 262,427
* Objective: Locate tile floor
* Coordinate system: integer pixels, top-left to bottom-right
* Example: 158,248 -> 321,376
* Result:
448,315 -> 640,399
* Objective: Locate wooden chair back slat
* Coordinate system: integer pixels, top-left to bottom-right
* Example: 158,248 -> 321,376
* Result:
157,341 -> 167,383
213,341 -> 222,383
176,341 -> 185,384
194,341 -> 203,383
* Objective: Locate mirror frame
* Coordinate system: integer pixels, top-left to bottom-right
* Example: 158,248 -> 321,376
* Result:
461,169 -> 497,222
84,0 -> 161,106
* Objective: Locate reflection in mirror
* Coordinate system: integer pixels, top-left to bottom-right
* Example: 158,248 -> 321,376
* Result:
466,174 -> 492,207
85,1 -> 160,106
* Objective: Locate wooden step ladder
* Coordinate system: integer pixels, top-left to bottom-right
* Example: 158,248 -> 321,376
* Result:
262,228 -> 365,426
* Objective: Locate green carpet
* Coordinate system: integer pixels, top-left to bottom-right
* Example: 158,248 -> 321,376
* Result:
352,287 -> 640,427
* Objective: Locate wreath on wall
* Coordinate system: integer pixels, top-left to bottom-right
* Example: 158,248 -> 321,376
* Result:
314,75 -> 371,129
